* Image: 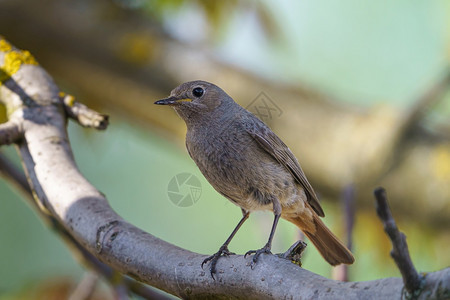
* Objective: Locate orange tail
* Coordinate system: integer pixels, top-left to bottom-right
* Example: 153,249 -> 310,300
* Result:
288,214 -> 355,266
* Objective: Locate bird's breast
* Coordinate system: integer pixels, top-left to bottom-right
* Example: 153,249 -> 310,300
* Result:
186,127 -> 302,211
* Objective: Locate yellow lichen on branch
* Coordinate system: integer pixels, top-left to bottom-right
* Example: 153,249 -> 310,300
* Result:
0,38 -> 38,85
59,91 -> 76,107
0,39 -> 12,52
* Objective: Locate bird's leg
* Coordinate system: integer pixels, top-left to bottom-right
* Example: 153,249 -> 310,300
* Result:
202,209 -> 249,278
245,198 -> 281,268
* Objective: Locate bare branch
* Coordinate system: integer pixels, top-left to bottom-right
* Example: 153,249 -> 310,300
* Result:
374,187 -> 424,297
126,280 -> 172,300
113,284 -> 130,300
0,154 -> 169,300
0,121 -> 22,145
0,152 -> 31,196
333,184 -> 355,282
277,240 -> 307,266
61,93 -> 109,130
68,271 -> 99,300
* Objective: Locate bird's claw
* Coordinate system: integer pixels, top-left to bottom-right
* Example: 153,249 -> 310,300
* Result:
201,245 -> 235,279
244,244 -> 272,269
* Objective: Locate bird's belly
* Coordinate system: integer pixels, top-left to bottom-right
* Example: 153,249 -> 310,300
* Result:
197,155 -> 303,211
187,135 -> 306,212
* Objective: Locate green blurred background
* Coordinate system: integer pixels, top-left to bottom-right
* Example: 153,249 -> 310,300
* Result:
0,0 -> 449,298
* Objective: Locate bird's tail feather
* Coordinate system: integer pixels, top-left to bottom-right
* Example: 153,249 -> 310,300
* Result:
288,214 -> 354,266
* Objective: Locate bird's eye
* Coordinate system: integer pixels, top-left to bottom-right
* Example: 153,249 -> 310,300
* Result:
192,87 -> 204,98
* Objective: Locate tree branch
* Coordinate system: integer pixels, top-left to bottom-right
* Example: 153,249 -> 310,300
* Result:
0,153 -> 169,300
68,271 -> 99,300
332,184 -> 355,282
0,152 -> 31,195
1,37 -> 449,299
0,121 -> 22,145
374,187 -> 425,298
61,93 -> 109,130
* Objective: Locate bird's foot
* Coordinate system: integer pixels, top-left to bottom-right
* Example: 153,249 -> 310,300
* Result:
244,243 -> 272,269
201,245 -> 235,279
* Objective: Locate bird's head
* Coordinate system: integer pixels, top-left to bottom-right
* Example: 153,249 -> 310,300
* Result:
154,80 -> 235,124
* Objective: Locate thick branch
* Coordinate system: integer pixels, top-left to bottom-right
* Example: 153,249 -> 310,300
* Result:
1,37 -> 449,299
0,154 -> 168,300
374,187 -> 424,297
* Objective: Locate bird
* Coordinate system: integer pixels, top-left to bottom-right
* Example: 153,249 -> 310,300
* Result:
154,80 -> 354,276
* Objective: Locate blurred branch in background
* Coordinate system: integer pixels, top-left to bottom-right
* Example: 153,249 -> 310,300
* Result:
332,184 -> 355,282
0,0 -> 448,229
402,71 -> 450,134
68,271 -> 99,300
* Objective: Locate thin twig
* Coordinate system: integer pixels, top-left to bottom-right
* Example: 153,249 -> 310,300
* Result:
374,187 -> 424,297
68,271 -> 99,300
61,93 -> 109,130
0,121 -> 22,145
0,152 -> 31,195
333,184 -> 355,282
343,185 -> 355,253
113,284 -> 130,300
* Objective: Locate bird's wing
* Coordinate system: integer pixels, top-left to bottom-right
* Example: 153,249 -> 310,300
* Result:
245,118 -> 325,217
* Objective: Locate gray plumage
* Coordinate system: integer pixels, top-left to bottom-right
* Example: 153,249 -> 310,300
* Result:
155,80 -> 354,274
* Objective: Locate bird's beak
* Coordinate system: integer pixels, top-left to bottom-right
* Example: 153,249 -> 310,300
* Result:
154,96 -> 192,105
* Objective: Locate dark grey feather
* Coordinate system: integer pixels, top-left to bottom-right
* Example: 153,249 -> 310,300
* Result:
244,116 -> 325,217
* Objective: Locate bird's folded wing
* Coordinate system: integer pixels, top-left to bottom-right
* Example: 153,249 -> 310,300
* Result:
245,119 -> 325,217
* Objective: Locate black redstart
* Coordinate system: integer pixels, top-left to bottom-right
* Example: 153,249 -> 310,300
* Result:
155,81 -> 354,276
